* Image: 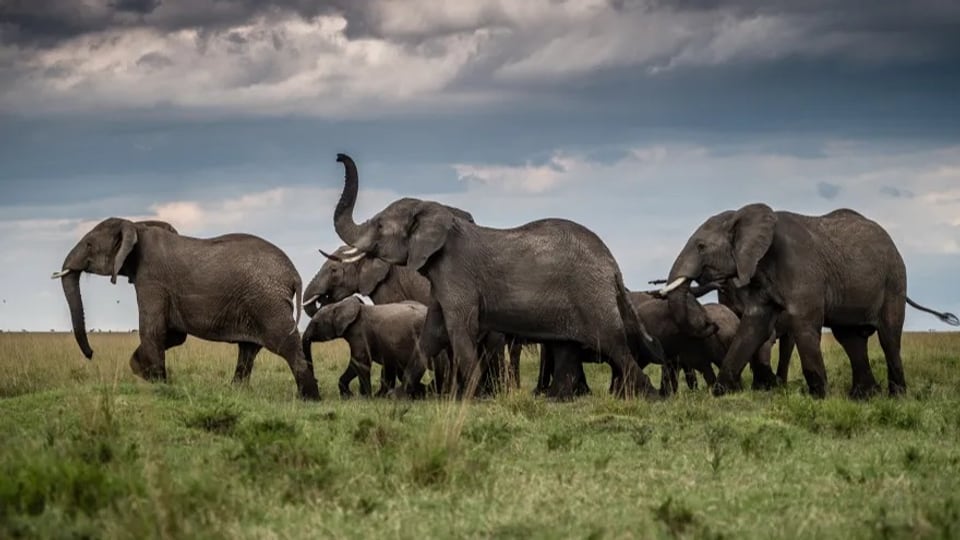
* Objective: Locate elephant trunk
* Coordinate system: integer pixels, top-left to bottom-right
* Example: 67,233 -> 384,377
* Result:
61,271 -> 94,359
665,246 -> 716,339
333,154 -> 364,247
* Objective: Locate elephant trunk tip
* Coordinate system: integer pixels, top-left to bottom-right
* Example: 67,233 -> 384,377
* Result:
943,312 -> 960,327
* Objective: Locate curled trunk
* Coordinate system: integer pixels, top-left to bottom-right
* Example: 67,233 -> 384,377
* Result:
333,154 -> 362,246
61,271 -> 93,359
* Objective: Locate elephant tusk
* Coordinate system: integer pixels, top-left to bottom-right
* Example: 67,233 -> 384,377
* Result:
318,248 -> 342,262
658,277 -> 687,295
341,253 -> 365,264
302,295 -> 320,307
51,269 -> 71,279
342,246 -> 360,256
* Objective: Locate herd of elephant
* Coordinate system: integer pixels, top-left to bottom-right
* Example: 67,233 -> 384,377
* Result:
53,153 -> 959,402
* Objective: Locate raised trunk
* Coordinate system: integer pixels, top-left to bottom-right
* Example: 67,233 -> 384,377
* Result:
333,154 -> 363,246
61,271 -> 94,359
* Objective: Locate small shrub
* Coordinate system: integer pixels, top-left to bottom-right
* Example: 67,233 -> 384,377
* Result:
184,404 -> 241,435
546,430 -> 582,451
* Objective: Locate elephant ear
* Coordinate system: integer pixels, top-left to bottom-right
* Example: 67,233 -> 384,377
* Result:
112,221 -> 139,285
358,258 -> 391,296
730,203 -> 776,288
407,203 -> 454,271
333,298 -> 362,336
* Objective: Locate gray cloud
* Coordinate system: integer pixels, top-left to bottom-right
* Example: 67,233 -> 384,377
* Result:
880,185 -> 915,198
817,181 -> 841,200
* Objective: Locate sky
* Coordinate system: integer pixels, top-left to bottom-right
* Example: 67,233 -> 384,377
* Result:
1,0 -> 959,333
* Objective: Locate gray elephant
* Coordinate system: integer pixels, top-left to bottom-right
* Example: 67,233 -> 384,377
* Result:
53,217 -> 320,400
536,291 -> 770,395
302,245 -> 518,396
328,153 -> 665,399
661,203 -> 959,398
301,297 -> 439,398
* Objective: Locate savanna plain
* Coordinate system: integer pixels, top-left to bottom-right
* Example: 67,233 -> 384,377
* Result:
2,332 -> 960,539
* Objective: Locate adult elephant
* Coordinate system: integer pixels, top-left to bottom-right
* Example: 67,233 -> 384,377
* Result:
660,203 -> 959,399
329,153 -> 665,399
52,217 -> 320,400
303,244 -> 520,395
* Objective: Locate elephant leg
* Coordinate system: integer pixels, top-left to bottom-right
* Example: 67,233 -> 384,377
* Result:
535,344 -> 554,395
376,362 -> 397,397
749,337 -> 778,391
445,309 -> 481,399
659,354 -> 681,397
601,335 -> 656,400
267,331 -> 321,401
776,333 -> 795,385
233,342 -> 262,384
792,327 -> 827,399
405,301 -> 446,399
338,362 -> 357,398
355,357 -> 373,397
877,298 -> 907,396
715,309 -> 776,396
683,366 -> 699,390
130,326 -> 176,381
832,326 -> 880,399
545,342 -> 582,400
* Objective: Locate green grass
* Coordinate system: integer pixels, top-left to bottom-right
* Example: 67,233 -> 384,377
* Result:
2,332 -> 960,539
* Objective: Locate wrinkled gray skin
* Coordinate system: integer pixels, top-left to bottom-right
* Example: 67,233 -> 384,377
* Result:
331,154 -> 665,399
301,297 -> 438,398
716,288 -> 794,386
665,203 -> 959,399
302,245 -> 519,395
55,218 -> 319,400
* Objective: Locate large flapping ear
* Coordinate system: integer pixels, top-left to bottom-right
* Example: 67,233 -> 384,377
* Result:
730,203 -> 776,288
112,221 -> 138,285
407,202 -> 454,271
358,257 -> 391,296
443,205 -> 474,224
333,298 -> 363,336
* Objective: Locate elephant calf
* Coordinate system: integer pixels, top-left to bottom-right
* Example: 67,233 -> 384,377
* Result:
302,297 -> 442,398
53,218 -> 320,400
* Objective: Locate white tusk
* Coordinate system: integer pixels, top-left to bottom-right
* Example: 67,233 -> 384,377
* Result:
353,293 -> 374,305
342,253 -> 365,264
302,295 -> 320,307
658,277 -> 687,295
51,269 -> 71,279
342,246 -> 360,255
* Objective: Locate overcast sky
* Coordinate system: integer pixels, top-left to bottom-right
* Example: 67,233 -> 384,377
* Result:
1,0 -> 959,333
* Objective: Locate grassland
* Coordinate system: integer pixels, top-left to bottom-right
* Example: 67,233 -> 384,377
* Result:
1,331 -> 960,539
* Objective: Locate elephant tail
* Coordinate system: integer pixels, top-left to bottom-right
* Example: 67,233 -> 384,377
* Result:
906,296 -> 959,326
615,271 -> 666,366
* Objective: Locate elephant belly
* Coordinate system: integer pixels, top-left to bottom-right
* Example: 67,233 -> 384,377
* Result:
167,294 -> 264,345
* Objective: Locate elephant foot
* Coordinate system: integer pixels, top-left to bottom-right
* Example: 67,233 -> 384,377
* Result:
712,372 -> 743,397
801,369 -> 827,399
297,378 -> 321,401
751,365 -> 779,391
888,382 -> 907,398
849,383 -> 881,401
684,372 -> 699,391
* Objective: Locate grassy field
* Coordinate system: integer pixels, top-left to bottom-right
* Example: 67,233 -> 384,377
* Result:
1,332 -> 960,539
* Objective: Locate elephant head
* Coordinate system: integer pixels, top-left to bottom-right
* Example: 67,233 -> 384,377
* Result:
661,203 -> 776,338
332,153 -> 474,271
308,297 -> 363,342
302,246 -> 392,318
52,218 -> 178,359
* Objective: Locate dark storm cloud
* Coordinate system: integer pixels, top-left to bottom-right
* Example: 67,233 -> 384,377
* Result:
0,0 -> 339,47
817,181 -> 841,200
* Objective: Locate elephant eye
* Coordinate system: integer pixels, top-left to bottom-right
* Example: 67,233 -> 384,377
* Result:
695,241 -> 706,252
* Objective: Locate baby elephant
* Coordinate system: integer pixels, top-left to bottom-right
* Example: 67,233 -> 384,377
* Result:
302,297 -> 437,398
